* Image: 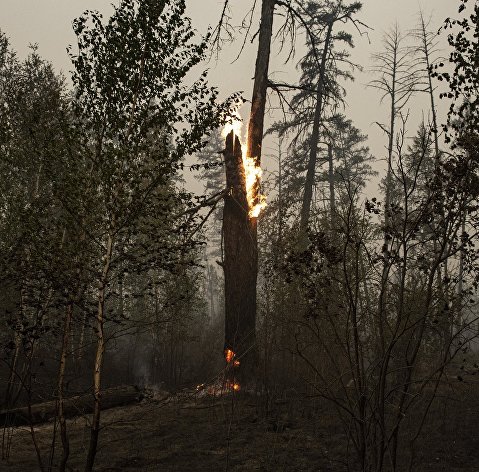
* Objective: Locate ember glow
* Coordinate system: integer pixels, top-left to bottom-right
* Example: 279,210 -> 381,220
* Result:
225,348 -> 235,364
224,380 -> 241,392
224,349 -> 241,392
194,350 -> 241,396
224,348 -> 241,366
222,117 -> 267,218
195,381 -> 240,396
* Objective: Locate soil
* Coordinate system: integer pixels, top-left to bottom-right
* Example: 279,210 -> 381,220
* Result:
2,380 -> 479,471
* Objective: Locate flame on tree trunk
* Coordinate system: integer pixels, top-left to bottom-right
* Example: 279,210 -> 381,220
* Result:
219,0 -> 274,388
222,131 -> 258,384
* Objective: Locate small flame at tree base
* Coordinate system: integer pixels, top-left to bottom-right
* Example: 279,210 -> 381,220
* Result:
225,348 -> 234,364
222,117 -> 267,218
195,381 -> 240,396
224,348 -> 240,367
224,348 -> 241,392
223,380 -> 241,392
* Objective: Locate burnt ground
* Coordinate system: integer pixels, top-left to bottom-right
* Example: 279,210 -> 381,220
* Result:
3,380 -> 479,472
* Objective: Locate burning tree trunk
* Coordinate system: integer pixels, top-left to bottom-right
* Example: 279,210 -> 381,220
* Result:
222,131 -> 258,384
219,0 -> 273,387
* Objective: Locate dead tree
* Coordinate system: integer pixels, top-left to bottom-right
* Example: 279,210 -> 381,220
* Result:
246,0 -> 275,166
369,25 -> 419,358
222,131 -> 258,383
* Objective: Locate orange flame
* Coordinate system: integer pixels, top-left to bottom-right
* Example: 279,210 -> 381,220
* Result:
224,349 -> 241,391
222,117 -> 267,218
224,380 -> 241,392
196,381 -> 240,396
225,348 -> 235,363
225,349 -> 241,366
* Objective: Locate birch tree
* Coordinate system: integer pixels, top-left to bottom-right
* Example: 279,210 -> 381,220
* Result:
67,1 -> 237,469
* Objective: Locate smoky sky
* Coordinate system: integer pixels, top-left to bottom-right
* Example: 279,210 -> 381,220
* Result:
1,0 -> 456,196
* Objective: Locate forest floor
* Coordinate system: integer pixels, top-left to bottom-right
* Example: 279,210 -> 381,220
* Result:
3,378 -> 479,472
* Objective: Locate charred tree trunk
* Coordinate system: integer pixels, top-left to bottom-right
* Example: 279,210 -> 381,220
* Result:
246,0 -> 275,166
222,131 -> 258,384
219,0 -> 273,386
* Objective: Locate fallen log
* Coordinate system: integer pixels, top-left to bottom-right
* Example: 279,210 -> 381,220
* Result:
0,385 -> 143,427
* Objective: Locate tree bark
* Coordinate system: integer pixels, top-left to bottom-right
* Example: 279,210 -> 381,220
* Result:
222,131 -> 258,384
377,33 -> 398,363
327,142 -> 336,220
218,0 -> 273,385
418,12 -> 440,161
3,312 -> 22,410
418,12 -> 451,343
246,0 -> 275,166
84,232 -> 114,472
57,302 -> 73,472
0,386 -> 141,427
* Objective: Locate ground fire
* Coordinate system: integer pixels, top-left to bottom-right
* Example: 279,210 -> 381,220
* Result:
193,349 -> 241,395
